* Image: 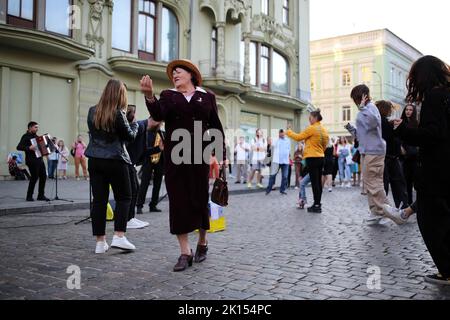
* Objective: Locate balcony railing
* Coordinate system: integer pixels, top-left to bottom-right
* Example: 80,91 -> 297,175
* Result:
199,60 -> 243,82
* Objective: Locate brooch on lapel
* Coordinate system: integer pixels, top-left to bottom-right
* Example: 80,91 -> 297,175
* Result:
197,97 -> 203,103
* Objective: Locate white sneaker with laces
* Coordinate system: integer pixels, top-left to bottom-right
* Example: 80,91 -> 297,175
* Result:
95,241 -> 109,254
133,218 -> 149,228
365,212 -> 383,225
383,204 -> 408,225
127,218 -> 146,229
111,235 -> 136,251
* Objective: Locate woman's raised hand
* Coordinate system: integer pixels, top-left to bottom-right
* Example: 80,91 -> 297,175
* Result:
140,75 -> 154,98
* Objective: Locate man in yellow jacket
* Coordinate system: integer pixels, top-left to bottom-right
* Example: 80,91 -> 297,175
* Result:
287,109 -> 329,213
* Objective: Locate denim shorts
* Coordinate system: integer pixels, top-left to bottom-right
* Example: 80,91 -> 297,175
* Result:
251,160 -> 265,171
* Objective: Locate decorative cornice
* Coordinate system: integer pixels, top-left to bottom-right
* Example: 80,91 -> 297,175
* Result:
225,0 -> 251,21
251,14 -> 297,59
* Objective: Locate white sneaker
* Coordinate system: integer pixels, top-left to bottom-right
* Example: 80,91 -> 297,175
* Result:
328,187 -> 332,192
383,204 -> 408,225
133,218 -> 149,228
295,186 -> 299,190
247,182 -> 252,188
111,235 -> 136,251
95,241 -> 109,254
346,182 -> 352,188
127,218 -> 146,229
365,212 -> 383,225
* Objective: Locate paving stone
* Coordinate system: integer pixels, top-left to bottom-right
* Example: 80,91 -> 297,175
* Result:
0,189 -> 448,300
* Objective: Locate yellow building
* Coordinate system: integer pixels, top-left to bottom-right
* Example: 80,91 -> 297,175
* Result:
0,0 -> 311,177
310,29 -> 422,137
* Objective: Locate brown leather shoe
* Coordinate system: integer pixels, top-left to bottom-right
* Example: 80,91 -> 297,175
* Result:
173,250 -> 193,272
194,243 -> 208,263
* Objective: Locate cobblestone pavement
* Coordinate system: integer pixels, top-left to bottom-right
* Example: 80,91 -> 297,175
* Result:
1,186 -> 450,300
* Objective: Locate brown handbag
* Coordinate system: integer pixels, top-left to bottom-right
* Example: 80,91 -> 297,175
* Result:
211,167 -> 228,207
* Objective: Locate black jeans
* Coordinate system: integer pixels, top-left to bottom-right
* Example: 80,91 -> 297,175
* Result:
26,159 -> 46,199
128,165 -> 139,221
136,161 -> 163,209
332,157 -> 338,183
417,193 -> 450,278
383,157 -> 409,208
306,157 -> 324,206
402,157 -> 417,205
88,158 -> 131,236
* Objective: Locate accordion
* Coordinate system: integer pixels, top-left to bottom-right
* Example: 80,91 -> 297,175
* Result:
30,134 -> 56,158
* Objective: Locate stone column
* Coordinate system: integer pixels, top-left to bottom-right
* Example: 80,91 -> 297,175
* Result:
243,34 -> 251,83
215,22 -> 226,77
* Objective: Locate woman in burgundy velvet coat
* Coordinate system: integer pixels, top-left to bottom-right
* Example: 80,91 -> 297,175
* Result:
140,59 -> 226,272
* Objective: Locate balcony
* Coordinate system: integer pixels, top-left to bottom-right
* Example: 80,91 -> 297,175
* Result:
108,56 -> 169,81
244,89 -> 307,110
0,24 -> 94,60
199,60 -> 250,94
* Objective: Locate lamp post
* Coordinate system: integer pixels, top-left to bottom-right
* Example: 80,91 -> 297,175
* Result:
372,71 -> 382,100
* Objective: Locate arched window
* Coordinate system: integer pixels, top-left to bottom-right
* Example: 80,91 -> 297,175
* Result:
7,0 -> 35,28
260,45 -> 270,91
138,0 -> 156,60
272,51 -> 289,94
160,6 -> 179,62
112,0 -> 132,51
137,1 -> 179,62
45,0 -> 72,36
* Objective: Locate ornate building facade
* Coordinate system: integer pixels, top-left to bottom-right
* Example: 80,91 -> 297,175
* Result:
0,0 -> 311,176
310,29 -> 422,137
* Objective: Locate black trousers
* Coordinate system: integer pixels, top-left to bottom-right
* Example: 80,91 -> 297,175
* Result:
136,160 -> 163,209
402,157 -> 417,205
88,158 -> 131,236
417,193 -> 450,278
128,165 -> 139,221
26,159 -> 46,199
306,157 -> 324,206
287,164 -> 292,188
332,157 -> 338,182
383,157 -> 409,208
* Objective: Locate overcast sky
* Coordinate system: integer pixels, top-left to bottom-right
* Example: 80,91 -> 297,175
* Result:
310,0 -> 450,64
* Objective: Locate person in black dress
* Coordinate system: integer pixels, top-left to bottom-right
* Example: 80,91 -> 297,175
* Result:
140,59 -> 226,272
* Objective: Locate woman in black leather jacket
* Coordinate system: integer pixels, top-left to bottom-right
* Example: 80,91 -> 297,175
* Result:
85,79 -> 139,254
394,55 -> 450,285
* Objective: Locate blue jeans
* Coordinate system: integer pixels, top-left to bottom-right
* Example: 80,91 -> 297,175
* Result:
299,174 -> 311,201
338,157 -> 351,182
266,163 -> 289,193
47,160 -> 58,178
